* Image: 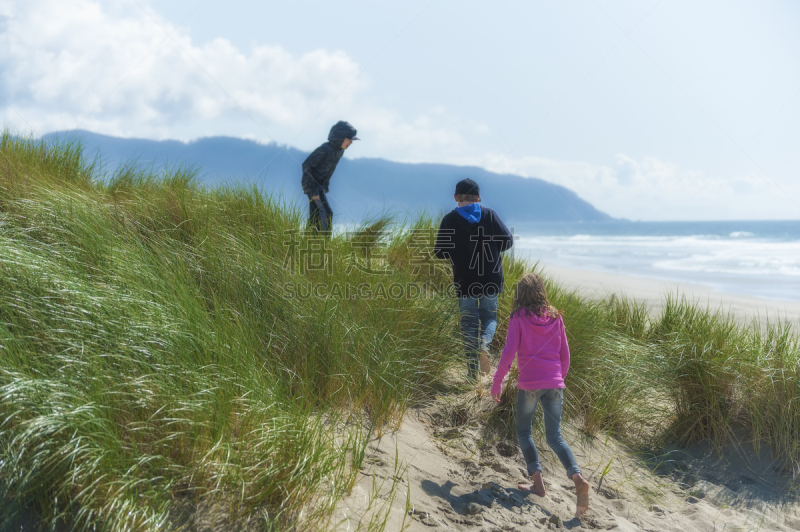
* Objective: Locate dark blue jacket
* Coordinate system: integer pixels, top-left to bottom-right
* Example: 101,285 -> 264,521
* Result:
301,121 -> 357,196
433,206 -> 514,297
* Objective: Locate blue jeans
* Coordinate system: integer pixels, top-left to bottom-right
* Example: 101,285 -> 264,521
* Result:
458,294 -> 498,380
516,388 -> 581,479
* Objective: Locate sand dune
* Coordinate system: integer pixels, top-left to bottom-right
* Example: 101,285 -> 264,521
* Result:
335,268 -> 800,531
337,391 -> 800,531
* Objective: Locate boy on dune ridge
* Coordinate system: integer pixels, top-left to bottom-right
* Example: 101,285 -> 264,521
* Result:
301,120 -> 359,232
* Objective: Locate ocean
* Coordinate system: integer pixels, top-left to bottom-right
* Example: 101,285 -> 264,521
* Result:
511,221 -> 800,302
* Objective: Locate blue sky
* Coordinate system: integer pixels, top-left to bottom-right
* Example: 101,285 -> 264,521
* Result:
1,0 -> 798,220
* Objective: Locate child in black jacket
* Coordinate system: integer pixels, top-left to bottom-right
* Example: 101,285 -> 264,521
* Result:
301,121 -> 358,232
433,178 -> 514,381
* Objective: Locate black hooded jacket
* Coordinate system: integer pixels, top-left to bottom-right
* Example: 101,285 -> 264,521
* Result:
433,207 -> 514,297
301,121 -> 357,196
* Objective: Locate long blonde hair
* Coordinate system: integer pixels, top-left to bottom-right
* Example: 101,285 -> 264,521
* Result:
511,273 -> 560,318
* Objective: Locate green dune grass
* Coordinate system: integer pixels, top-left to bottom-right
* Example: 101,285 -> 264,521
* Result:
1,132 -> 799,530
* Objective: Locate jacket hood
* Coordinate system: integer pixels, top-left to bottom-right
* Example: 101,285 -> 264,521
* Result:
456,203 -> 481,223
328,120 -> 358,146
450,207 -> 495,238
514,310 -> 560,333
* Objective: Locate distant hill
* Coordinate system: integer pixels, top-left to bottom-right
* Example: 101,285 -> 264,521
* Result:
44,130 -> 614,225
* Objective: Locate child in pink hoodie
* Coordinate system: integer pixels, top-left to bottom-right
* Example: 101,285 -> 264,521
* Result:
491,273 -> 590,516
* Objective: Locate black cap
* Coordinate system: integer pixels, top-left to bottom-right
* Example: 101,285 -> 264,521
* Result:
455,178 -> 480,196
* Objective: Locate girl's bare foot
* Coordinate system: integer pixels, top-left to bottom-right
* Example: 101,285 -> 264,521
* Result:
518,470 -> 546,497
573,473 -> 590,516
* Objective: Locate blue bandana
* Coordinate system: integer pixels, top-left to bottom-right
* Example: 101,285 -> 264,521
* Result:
456,203 -> 481,223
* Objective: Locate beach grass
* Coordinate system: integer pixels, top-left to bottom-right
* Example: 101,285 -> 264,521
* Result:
2,131 -> 800,529
0,132 -> 460,530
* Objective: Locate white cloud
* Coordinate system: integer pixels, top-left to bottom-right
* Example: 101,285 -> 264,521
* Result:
0,0 -> 373,141
0,0 -> 469,153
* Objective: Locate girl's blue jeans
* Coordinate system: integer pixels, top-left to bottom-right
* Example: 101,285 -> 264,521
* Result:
457,294 -> 498,380
516,388 -> 581,479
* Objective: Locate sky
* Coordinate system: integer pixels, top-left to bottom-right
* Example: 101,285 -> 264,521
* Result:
1,0 -> 799,221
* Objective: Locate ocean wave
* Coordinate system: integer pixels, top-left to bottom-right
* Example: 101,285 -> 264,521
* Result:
512,223 -> 800,299
653,260 -> 800,277
515,233 -> 800,291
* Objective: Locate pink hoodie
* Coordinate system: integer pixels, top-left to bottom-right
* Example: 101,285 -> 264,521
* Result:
491,311 -> 570,395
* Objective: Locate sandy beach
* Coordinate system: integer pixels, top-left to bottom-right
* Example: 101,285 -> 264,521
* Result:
538,261 -> 800,325
335,265 -> 800,531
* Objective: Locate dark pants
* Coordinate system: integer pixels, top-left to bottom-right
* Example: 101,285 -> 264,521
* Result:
308,190 -> 333,233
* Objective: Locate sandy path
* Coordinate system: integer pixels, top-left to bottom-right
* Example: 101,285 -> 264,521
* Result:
335,394 -> 800,531
334,266 -> 800,531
